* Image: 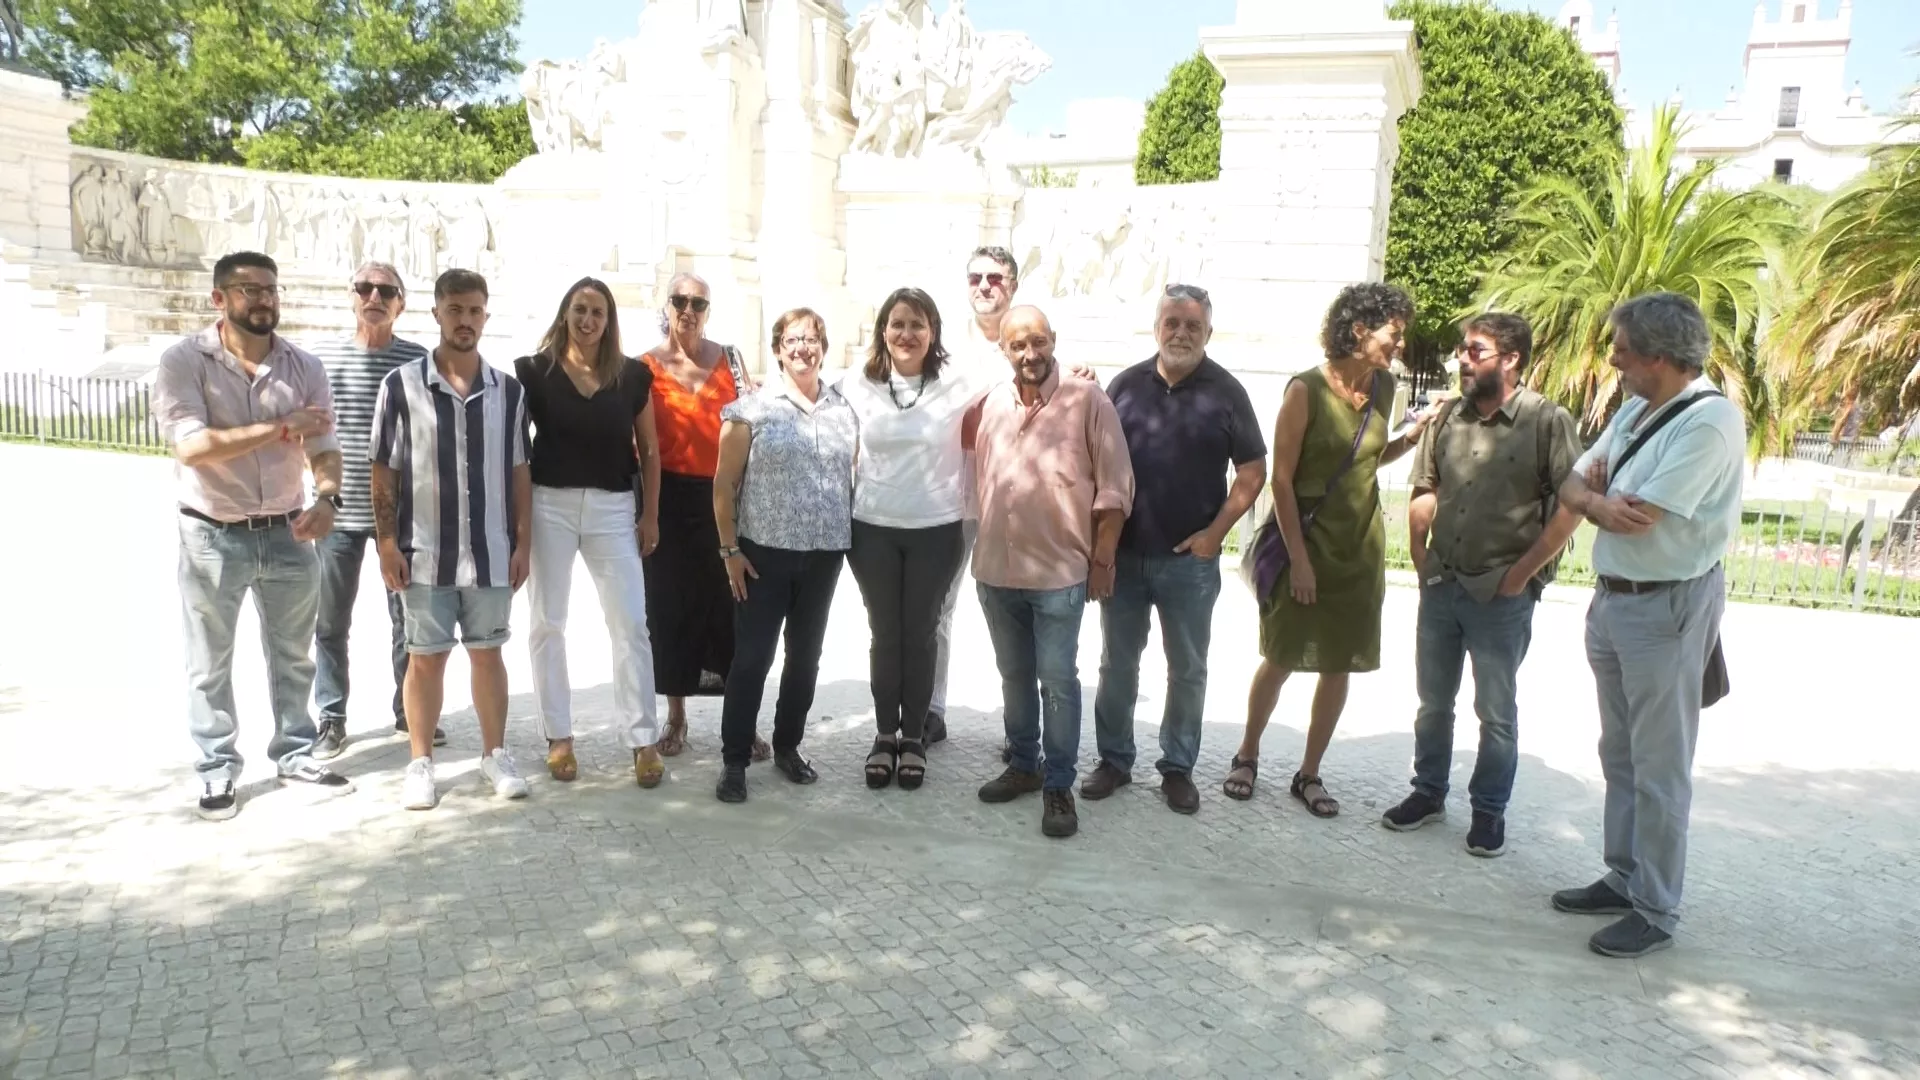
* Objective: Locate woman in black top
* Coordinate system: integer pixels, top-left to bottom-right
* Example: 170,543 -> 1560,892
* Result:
515,278 -> 668,789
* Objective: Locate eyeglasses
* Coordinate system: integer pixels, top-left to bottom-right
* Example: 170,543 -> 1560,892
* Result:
353,282 -> 401,300
780,335 -> 823,350
1454,342 -> 1501,361
669,295 -> 711,313
967,272 -> 1009,289
224,283 -> 284,301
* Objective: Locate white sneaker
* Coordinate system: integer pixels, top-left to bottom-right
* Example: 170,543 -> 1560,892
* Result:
402,757 -> 438,810
481,748 -> 530,800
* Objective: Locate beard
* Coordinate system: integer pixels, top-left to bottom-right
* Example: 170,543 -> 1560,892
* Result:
1463,366 -> 1503,405
233,308 -> 279,337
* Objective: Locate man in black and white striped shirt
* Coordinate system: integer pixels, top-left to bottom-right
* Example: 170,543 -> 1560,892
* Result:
371,269 -> 533,811
307,262 -> 435,759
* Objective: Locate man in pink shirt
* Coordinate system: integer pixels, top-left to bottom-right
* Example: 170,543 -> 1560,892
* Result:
970,305 -> 1134,838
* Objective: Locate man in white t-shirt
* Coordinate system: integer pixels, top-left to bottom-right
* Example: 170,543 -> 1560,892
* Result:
926,245 -> 1022,744
1552,292 -> 1745,959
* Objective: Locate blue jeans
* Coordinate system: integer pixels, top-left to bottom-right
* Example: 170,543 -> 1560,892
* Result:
313,528 -> 407,725
1411,576 -> 1536,814
401,585 -> 514,655
977,581 -> 1087,791
176,514 -> 320,782
1093,552 -> 1221,776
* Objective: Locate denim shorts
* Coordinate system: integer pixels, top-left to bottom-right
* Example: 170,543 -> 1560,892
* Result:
401,585 -> 513,655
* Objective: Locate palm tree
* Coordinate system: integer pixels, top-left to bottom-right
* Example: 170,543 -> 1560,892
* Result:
1469,105 -> 1790,445
1773,117 -> 1920,450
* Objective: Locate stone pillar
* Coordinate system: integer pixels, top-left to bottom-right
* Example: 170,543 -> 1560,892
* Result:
0,68 -> 85,256
1199,0 -> 1421,415
754,0 -> 858,369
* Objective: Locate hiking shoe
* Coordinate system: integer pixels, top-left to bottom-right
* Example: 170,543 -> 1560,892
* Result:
395,717 -> 448,747
480,748 -> 530,799
1551,879 -> 1633,916
1466,811 -> 1506,857
716,764 -> 748,803
978,766 -> 1043,803
1079,761 -> 1131,800
197,779 -> 238,821
402,757 -> 438,810
280,760 -> 354,792
1588,913 -> 1673,958
311,719 -> 346,760
1041,789 -> 1079,838
1381,791 -> 1446,831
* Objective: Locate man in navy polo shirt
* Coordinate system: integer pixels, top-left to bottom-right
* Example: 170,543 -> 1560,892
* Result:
1085,284 -> 1267,814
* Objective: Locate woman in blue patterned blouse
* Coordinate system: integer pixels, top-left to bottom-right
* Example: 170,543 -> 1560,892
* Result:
709,308 -> 860,804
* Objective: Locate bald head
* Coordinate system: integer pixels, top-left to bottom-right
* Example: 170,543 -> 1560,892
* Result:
999,305 -> 1057,388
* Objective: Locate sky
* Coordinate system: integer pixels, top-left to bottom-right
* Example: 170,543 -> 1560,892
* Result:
513,0 -> 1920,135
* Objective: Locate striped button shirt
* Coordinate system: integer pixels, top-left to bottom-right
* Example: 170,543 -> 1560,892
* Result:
308,334 -> 428,531
370,355 -> 529,589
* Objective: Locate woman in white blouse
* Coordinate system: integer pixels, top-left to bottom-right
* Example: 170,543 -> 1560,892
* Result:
839,287 -> 984,792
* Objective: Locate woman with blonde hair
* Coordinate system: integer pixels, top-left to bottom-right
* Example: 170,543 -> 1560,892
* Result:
515,277 -> 667,787
710,308 -> 859,803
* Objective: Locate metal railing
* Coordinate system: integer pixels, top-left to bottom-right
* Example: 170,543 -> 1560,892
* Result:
1238,476 -> 1920,617
0,372 -> 165,454
1789,433 -> 1917,475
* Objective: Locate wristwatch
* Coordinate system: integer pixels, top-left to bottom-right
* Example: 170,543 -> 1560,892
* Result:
319,493 -> 344,511
718,545 -> 741,559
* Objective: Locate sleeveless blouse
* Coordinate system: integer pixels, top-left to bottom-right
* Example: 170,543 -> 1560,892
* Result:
643,351 -> 739,479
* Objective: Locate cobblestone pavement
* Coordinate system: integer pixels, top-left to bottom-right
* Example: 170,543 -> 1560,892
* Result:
3,444 -> 1918,1079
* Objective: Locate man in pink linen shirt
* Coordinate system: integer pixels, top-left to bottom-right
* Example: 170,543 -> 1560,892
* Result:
969,305 -> 1133,840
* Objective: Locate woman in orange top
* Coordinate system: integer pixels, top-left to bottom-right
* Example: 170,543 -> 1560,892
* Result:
641,272 -> 764,758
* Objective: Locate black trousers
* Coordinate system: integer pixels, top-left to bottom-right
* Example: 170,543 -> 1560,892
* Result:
846,519 -> 966,742
720,539 -> 845,767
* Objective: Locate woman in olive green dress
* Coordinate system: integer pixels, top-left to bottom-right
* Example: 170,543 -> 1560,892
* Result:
1224,283 -> 1435,816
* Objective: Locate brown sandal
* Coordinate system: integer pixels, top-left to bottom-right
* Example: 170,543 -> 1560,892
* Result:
1291,771 -> 1340,818
658,718 -> 687,757
547,740 -> 578,783
633,748 -> 665,789
1222,756 -> 1257,801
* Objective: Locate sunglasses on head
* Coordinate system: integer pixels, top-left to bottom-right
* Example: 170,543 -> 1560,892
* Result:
967,272 -> 1008,289
669,295 -> 710,313
353,282 -> 401,300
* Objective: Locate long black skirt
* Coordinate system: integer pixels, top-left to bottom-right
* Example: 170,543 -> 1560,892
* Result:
643,472 -> 734,697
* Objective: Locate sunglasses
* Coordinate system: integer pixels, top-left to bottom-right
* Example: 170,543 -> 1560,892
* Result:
669,295 -> 711,313
353,282 -> 402,300
967,272 -> 1008,289
1454,343 -> 1501,361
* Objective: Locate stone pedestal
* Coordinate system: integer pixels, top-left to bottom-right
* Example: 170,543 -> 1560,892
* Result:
837,150 -> 1021,347
0,68 -> 86,256
1200,0 -> 1421,413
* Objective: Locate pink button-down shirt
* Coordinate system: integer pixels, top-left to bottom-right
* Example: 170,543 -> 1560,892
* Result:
970,367 -> 1135,591
152,323 -> 340,520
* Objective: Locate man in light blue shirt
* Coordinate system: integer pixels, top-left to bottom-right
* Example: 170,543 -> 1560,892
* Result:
1552,292 -> 1744,959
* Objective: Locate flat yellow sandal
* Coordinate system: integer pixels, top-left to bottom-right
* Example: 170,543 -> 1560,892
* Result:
634,748 -> 665,789
547,741 -> 578,783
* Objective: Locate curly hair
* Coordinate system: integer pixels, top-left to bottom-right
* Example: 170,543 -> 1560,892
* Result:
1319,282 -> 1414,361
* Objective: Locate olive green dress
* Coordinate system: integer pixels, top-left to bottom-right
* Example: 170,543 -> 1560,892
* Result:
1258,366 -> 1391,673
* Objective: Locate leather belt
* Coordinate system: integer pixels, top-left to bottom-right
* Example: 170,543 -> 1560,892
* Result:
1597,575 -> 1680,595
181,506 -> 300,531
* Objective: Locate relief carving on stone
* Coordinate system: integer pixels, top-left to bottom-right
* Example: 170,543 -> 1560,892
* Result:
69,156 -> 497,280
1012,192 -> 1215,303
846,0 -> 1051,159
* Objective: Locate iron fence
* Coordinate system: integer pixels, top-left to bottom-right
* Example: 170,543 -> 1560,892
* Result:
1237,476 -> 1920,616
0,372 -> 165,454
1789,433 -> 1917,475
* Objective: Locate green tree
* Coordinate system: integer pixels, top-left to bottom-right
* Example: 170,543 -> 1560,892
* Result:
1385,0 -> 1623,370
1135,50 -> 1222,185
1472,105 -> 1790,450
18,0 -> 528,183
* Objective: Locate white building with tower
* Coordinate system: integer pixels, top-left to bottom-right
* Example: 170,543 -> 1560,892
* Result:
1558,0 -> 1918,190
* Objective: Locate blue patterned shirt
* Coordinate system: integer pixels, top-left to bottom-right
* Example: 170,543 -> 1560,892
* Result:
721,383 -> 858,551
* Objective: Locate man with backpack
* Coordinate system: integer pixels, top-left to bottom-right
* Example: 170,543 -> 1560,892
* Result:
1384,312 -> 1582,858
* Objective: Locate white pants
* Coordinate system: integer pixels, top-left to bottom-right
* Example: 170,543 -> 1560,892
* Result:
529,486 -> 660,748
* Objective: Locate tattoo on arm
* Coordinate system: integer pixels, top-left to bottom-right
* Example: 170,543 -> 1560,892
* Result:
372,467 -> 399,541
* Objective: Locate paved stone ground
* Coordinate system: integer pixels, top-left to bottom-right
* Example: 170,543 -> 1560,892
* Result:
2,443 -> 1918,1079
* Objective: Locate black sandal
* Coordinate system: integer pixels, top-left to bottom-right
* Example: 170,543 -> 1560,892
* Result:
896,740 -> 926,791
1222,756 -> 1258,801
865,735 -> 897,789
1290,771 -> 1340,818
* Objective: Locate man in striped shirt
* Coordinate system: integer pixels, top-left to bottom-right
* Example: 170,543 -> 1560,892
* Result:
308,261 -> 435,758
371,269 -> 534,811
